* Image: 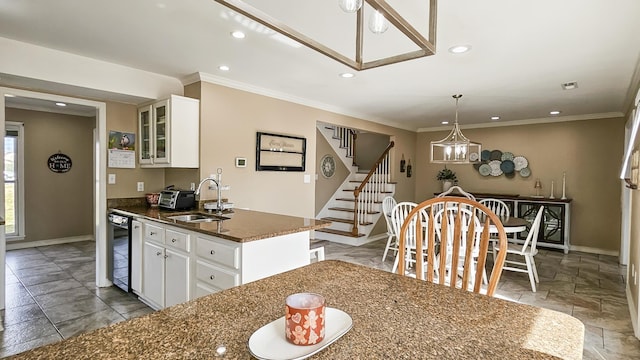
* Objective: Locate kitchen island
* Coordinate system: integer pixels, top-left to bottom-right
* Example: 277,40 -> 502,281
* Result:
110,205 -> 330,309
9,260 -> 584,359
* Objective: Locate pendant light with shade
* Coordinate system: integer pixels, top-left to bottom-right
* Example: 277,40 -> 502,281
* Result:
430,94 -> 482,164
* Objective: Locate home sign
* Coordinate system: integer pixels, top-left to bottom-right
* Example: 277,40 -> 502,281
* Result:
48,153 -> 72,173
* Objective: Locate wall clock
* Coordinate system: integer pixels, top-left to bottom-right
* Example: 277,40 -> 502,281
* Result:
320,154 -> 336,178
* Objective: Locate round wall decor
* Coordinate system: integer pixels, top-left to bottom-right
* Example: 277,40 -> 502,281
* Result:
48,153 -> 72,173
320,154 -> 336,178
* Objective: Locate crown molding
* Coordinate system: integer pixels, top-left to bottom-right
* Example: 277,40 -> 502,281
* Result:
181,72 -> 416,132
416,112 -> 625,133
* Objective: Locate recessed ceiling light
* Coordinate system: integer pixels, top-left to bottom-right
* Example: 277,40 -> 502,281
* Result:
218,65 -> 230,71
561,81 -> 578,90
339,73 -> 354,78
4,94 -> 15,98
448,45 -> 471,54
490,116 -> 500,120
55,102 -> 67,107
550,110 -> 561,115
441,121 -> 449,125
231,31 -> 246,39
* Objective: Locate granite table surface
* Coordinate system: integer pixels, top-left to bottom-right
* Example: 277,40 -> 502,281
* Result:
9,260 -> 584,359
110,206 -> 330,243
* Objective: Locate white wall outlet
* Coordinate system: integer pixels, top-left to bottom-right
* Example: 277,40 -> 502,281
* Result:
303,174 -> 311,183
137,182 -> 144,192
190,182 -> 195,191
108,174 -> 116,184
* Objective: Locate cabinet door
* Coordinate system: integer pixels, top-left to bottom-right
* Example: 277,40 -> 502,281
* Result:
138,105 -> 153,165
153,99 -> 170,164
143,241 -> 165,308
130,220 -> 143,294
517,202 -> 565,245
165,248 -> 189,307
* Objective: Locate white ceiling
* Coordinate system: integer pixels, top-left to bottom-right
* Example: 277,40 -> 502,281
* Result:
0,0 -> 639,131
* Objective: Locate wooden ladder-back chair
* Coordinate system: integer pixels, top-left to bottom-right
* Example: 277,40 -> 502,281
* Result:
397,197 -> 508,296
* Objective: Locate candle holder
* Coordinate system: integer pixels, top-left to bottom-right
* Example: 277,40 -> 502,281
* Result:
549,180 -> 555,199
561,172 -> 567,200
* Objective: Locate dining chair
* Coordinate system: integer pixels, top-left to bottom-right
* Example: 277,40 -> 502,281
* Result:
494,205 -> 545,292
436,185 -> 476,201
390,201 -> 425,275
381,196 -> 398,262
396,197 -> 508,297
478,198 -> 510,220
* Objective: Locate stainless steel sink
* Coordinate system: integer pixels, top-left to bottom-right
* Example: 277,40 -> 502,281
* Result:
166,213 -> 230,223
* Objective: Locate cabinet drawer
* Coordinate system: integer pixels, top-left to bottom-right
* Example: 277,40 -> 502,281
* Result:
196,237 -> 240,269
144,223 -> 164,243
196,260 -> 239,290
165,229 -> 190,252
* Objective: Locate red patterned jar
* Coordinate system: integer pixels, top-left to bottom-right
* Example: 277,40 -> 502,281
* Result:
285,293 -> 326,345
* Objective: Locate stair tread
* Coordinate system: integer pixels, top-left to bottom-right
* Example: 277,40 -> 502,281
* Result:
328,207 -> 380,215
316,228 -> 366,238
349,180 -> 397,185
321,217 -> 373,226
334,198 -> 382,204
342,189 -> 393,194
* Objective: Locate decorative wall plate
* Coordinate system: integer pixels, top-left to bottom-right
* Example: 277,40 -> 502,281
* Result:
479,164 -> 491,176
519,167 -> 531,177
469,152 -> 479,162
481,150 -> 491,161
490,150 -> 503,161
500,159 -> 515,174
513,156 -> 528,171
501,152 -> 514,161
489,160 -> 503,176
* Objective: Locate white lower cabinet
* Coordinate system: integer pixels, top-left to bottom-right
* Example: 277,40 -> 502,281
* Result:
193,235 -> 241,299
130,219 -> 143,294
140,222 -> 191,310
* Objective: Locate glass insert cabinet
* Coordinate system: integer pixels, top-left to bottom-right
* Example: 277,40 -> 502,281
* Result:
475,195 -> 572,254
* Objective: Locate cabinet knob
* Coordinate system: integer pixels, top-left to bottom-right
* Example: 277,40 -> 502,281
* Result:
156,251 -> 162,256
210,250 -> 216,255
164,254 -> 169,259
172,238 -> 177,243
210,275 -> 216,280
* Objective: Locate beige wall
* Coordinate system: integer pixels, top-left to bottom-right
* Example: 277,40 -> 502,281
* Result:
355,132 -> 390,170
315,129 -> 350,215
415,118 -> 625,252
169,81 -> 417,218
105,101 -> 165,198
6,108 -> 94,242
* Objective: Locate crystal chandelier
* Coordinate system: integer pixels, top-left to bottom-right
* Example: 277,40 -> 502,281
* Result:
214,0 -> 437,71
430,95 -> 482,164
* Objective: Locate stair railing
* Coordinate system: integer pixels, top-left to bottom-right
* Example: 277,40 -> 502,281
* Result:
351,141 -> 395,236
332,126 -> 357,166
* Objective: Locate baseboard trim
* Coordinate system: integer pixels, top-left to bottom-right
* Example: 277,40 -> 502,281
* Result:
570,245 -> 619,257
7,235 -> 95,250
627,285 -> 639,339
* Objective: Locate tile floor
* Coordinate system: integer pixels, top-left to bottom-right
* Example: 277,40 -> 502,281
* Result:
0,241 -> 153,358
2,239 -> 640,358
311,238 -> 640,359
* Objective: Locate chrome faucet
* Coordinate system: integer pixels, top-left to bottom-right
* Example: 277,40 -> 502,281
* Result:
195,177 -> 222,214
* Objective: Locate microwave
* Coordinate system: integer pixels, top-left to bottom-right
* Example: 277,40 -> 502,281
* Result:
158,190 -> 196,210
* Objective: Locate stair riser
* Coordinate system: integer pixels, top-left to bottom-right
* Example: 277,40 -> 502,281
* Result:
313,231 -> 380,246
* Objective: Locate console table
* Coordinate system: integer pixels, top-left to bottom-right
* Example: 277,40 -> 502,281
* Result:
433,193 -> 572,253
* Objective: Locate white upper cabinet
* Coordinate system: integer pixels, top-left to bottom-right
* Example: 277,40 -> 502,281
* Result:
138,95 -> 199,168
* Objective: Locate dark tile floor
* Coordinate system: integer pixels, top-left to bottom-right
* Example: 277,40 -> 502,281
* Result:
1,241 -> 153,358
3,239 -> 640,358
311,238 -> 640,360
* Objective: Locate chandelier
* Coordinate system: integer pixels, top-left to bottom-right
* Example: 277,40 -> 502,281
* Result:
213,0 -> 437,71
430,95 -> 482,164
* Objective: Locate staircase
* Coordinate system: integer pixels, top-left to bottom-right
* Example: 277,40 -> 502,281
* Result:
315,124 -> 396,246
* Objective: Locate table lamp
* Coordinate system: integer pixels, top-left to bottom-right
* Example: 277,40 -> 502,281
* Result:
534,178 -> 543,197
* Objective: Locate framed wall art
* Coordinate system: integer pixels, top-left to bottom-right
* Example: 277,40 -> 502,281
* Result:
256,132 -> 306,171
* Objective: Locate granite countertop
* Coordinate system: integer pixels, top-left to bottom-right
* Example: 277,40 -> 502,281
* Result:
10,260 -> 584,359
110,205 -> 330,243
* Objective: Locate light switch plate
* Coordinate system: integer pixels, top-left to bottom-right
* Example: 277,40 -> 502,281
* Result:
137,182 -> 144,191
303,174 -> 311,183
108,174 -> 116,184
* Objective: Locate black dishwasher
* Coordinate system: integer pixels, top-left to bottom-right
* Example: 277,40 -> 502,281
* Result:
107,212 -> 132,292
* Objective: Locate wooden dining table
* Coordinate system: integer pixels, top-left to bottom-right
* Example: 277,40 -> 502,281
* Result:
10,260 -> 585,359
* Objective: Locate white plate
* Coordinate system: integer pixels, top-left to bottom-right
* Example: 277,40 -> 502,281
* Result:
489,160 -> 503,176
248,307 -> 353,360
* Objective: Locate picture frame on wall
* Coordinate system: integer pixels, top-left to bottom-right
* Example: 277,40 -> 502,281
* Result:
256,132 -> 306,171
